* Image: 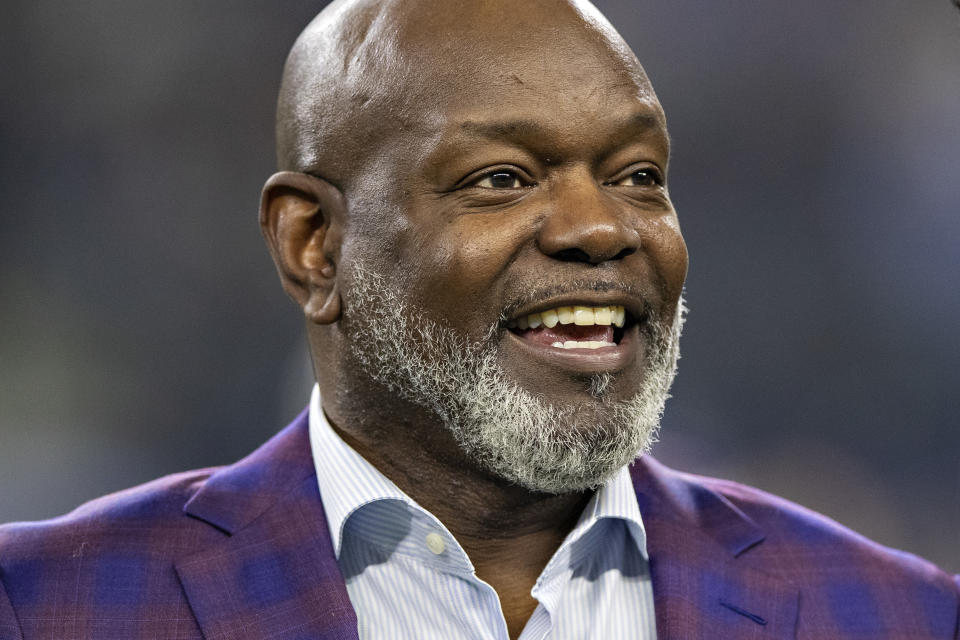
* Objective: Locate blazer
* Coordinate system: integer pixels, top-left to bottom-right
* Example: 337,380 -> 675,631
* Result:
1,409 -> 958,639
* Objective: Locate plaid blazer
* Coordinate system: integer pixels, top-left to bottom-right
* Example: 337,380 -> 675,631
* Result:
1,410 -> 957,639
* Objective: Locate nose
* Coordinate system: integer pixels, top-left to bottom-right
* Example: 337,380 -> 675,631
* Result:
536,172 -> 641,265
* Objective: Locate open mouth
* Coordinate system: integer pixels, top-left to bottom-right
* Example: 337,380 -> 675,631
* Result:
506,305 -> 633,350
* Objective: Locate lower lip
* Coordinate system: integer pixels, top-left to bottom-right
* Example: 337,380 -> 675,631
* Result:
503,324 -> 642,374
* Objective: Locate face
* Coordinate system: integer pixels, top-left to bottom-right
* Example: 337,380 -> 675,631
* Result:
333,5 -> 688,491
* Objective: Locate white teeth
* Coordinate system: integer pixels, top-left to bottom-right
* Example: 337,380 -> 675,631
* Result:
612,306 -> 625,327
511,305 -> 626,329
573,306 -> 595,326
541,309 -> 559,328
551,340 -> 616,350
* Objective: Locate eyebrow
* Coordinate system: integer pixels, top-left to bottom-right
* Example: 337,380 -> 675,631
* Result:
458,111 -> 664,141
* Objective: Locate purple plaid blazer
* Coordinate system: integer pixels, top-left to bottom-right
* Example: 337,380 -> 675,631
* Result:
1,410 -> 958,639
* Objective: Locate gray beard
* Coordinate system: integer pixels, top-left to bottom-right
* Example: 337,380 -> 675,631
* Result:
340,262 -> 684,494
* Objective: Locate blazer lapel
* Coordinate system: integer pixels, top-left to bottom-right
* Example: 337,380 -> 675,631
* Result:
174,411 -> 359,640
632,457 -> 799,639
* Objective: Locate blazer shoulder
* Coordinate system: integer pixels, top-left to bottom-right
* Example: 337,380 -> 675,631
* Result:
0,469 -> 223,639
0,467 -> 221,568
637,459 -> 959,637
707,475 -> 945,562
0,414 -> 312,639
689,471 -> 959,606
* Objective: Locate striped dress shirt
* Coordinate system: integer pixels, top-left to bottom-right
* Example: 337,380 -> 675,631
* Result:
308,385 -> 657,639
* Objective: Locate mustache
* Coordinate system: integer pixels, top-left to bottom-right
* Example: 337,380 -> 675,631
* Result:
497,280 -> 655,326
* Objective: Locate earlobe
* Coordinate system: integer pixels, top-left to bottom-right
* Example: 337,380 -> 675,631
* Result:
304,279 -> 341,324
260,171 -> 344,325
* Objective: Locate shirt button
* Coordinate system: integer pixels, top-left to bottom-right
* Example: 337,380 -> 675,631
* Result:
425,532 -> 446,555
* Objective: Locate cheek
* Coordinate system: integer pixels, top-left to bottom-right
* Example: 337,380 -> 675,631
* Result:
648,217 -> 688,298
404,219 -> 527,321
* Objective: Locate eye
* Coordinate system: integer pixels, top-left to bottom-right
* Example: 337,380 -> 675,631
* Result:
611,168 -> 663,187
474,170 -> 525,189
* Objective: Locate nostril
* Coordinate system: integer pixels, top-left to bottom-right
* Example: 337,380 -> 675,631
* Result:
550,246 -> 636,264
552,248 -> 593,263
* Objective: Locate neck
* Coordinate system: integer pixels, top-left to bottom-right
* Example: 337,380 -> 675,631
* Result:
324,389 -> 591,538
321,376 -> 594,638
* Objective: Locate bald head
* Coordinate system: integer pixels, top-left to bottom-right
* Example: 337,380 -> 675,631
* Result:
262,0 -> 687,497
276,0 -> 659,190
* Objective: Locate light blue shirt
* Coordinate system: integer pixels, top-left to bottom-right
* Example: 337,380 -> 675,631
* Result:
308,385 -> 657,639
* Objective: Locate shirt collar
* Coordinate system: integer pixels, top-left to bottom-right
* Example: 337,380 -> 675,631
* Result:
308,383 -> 648,563
576,464 -> 648,559
308,384 -> 414,558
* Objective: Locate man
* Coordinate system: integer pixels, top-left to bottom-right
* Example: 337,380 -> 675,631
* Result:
1,0 -> 957,638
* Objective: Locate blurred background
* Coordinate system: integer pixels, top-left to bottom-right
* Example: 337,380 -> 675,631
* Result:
1,1 -> 957,571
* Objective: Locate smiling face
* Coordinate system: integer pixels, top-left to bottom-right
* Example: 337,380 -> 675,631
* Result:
392,105 -> 685,405
337,1 -> 687,401
276,0 -> 688,491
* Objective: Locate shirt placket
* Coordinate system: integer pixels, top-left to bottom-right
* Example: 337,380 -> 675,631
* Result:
407,512 -> 509,640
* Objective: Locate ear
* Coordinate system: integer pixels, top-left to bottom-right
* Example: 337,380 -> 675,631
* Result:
260,171 -> 344,325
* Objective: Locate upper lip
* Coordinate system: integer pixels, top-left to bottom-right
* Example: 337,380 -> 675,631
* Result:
504,290 -> 650,325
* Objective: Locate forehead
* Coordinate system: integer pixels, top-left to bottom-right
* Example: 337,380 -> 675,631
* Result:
300,0 -> 667,199
394,2 -> 658,111
378,8 -> 666,166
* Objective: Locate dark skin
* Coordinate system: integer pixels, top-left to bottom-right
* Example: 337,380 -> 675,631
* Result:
260,1 -> 688,637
